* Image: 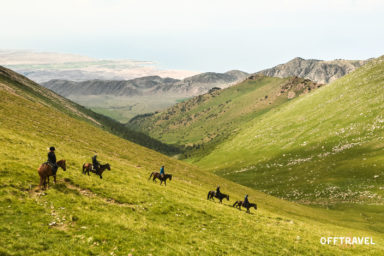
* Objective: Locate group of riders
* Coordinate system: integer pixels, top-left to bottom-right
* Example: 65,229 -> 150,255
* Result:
47,146 -> 166,178
47,147 -> 250,207
47,146 -> 102,175
216,185 -> 250,208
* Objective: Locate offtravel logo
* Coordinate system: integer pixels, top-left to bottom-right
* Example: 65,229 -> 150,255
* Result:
320,237 -> 375,246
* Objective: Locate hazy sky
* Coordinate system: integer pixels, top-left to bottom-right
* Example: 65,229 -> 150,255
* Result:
1,0 -> 384,72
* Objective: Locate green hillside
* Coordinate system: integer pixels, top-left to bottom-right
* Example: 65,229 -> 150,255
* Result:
195,57 -> 384,208
0,66 -> 179,155
1,67 -> 383,254
128,76 -> 322,158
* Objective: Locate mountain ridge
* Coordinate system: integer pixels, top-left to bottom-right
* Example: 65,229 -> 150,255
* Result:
256,57 -> 368,83
42,70 -> 249,98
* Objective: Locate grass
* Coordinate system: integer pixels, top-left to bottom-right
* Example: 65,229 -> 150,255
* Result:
1,66 -> 384,255
70,95 -> 191,123
0,66 -> 179,155
127,76 -> 320,157
193,57 -> 384,210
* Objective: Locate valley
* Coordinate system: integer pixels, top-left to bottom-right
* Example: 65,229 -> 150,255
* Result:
2,66 -> 383,255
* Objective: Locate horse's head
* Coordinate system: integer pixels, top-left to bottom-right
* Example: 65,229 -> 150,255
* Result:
58,160 -> 67,171
168,174 -> 172,181
226,195 -> 229,201
253,203 -> 257,210
106,163 -> 111,170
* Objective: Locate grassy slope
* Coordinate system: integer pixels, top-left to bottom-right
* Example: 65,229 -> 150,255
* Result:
0,69 -> 383,255
69,95 -> 189,123
195,57 -> 384,210
0,66 -> 179,155
128,76 -> 320,157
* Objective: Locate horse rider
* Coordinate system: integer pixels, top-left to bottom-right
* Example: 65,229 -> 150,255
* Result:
47,146 -> 58,175
243,194 -> 249,207
160,165 -> 165,179
216,185 -> 221,197
92,153 -> 100,172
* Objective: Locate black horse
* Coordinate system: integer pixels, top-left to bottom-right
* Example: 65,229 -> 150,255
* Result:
83,163 -> 111,179
233,200 -> 257,213
148,172 -> 173,186
207,191 -> 229,203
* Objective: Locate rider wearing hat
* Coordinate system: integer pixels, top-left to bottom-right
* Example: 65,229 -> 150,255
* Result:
47,146 -> 58,175
216,185 -> 221,196
92,153 -> 100,172
243,194 -> 249,207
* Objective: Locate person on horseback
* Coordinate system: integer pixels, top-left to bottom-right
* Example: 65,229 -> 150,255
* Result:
243,194 -> 249,207
160,165 -> 165,179
216,185 -> 221,197
47,146 -> 58,175
92,153 -> 100,172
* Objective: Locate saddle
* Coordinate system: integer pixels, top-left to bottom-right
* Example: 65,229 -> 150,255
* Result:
44,162 -> 54,167
44,162 -> 58,175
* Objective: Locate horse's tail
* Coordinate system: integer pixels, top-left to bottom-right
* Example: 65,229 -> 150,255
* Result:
148,172 -> 153,180
207,191 -> 210,200
82,163 -> 85,172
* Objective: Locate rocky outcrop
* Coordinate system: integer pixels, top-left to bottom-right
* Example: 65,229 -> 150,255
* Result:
256,57 -> 368,84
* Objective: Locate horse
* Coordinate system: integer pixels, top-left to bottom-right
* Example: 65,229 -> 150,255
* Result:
148,172 -> 173,186
82,163 -> 110,178
82,163 -> 93,175
37,160 -> 67,190
207,191 -> 229,203
233,200 -> 257,213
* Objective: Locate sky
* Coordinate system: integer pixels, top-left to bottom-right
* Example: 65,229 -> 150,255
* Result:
1,0 -> 384,72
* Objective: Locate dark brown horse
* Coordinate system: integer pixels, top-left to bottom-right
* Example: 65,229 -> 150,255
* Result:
82,163 -> 94,176
207,191 -> 229,203
148,172 -> 172,186
233,200 -> 257,213
82,163 -> 111,179
37,160 -> 67,189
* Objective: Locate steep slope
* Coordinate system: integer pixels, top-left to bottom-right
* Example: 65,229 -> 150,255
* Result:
41,71 -> 248,122
1,67 -> 384,255
128,75 -> 323,158
196,57 -> 384,208
0,66 -> 179,155
257,57 -> 368,84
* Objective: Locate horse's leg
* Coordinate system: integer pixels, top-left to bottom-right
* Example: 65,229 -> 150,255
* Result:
39,176 -> 43,190
164,179 -> 166,186
54,175 -> 56,184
